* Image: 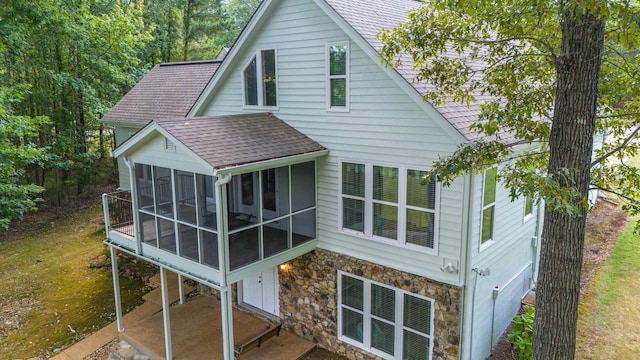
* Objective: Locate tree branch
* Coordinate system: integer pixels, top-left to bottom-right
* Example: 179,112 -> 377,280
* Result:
591,126 -> 640,167
593,185 -> 640,204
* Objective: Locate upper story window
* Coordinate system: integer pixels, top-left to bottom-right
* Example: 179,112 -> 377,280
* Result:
243,49 -> 277,107
340,161 -> 439,254
327,42 -> 349,110
523,196 -> 534,220
481,167 -> 497,246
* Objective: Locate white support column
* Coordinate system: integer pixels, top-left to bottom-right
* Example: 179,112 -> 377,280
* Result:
178,274 -> 185,304
110,246 -> 124,332
160,267 -> 173,360
215,174 -> 234,360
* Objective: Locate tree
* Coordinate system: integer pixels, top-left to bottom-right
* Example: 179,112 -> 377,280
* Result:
379,1 -> 640,359
0,87 -> 49,229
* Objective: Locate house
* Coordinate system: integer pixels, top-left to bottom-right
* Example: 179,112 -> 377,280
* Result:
101,0 -> 542,359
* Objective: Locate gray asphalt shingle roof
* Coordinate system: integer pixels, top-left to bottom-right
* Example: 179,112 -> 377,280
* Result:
102,60 -> 221,124
324,0 -> 512,143
155,113 -> 326,170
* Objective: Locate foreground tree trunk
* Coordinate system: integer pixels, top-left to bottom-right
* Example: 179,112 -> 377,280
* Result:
532,9 -> 605,360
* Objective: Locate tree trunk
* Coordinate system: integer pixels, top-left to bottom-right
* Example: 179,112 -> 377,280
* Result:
532,9 -> 605,360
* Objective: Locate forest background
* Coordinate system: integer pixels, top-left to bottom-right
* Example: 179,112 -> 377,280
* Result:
0,0 -> 261,230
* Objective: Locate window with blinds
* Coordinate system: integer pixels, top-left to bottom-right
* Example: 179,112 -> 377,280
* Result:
338,272 -> 434,360
339,161 -> 439,254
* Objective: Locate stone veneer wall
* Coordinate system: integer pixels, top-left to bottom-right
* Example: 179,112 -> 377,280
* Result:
279,248 -> 461,360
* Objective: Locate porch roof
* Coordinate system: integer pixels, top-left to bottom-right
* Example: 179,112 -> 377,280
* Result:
113,112 -> 327,173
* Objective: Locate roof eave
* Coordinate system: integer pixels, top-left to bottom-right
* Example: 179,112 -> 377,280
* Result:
213,149 -> 329,177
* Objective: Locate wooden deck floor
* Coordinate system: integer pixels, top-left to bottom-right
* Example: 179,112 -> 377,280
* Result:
120,294 -> 315,359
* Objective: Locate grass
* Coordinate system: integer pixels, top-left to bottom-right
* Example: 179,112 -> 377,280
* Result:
576,216 -> 640,359
0,205 -> 149,359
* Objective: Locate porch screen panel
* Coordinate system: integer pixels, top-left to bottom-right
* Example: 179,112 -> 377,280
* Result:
175,171 -> 196,225
292,209 -> 315,246
200,230 -> 219,269
264,220 -> 289,257
153,166 -> 173,217
140,212 -> 157,246
262,166 -> 289,221
196,174 -> 217,230
291,161 -> 315,212
157,217 -> 176,254
136,164 -> 154,211
178,223 -> 198,261
229,227 -> 259,270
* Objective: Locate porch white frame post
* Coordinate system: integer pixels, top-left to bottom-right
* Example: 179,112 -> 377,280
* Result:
160,266 -> 173,359
215,174 -> 234,360
178,274 -> 185,304
110,246 -> 124,332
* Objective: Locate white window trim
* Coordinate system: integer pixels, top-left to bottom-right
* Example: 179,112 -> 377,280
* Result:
523,197 -> 535,223
241,48 -> 279,109
338,160 -> 440,255
326,42 -> 349,112
337,271 -> 435,360
480,167 -> 496,251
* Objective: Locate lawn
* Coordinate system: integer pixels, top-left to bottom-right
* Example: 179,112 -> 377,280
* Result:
576,215 -> 640,359
0,205 -> 150,359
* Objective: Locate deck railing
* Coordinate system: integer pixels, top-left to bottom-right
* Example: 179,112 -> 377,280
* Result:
103,191 -> 135,238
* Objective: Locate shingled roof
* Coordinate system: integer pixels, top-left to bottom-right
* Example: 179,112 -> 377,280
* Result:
102,60 -> 221,124
154,113 -> 326,170
324,0 -> 512,144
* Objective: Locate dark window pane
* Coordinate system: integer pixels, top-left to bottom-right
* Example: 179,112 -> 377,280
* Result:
373,166 -> 398,203
261,49 -> 277,106
342,162 -> 364,197
229,227 -> 260,270
342,308 -> 363,343
371,319 -> 395,355
244,56 -> 258,105
371,284 -> 395,321
329,45 -> 346,75
330,78 -> 346,107
341,275 -> 363,310
373,203 -> 398,240
407,170 -> 436,209
404,294 -> 431,334
403,330 -> 430,360
406,209 -> 434,248
343,198 -> 364,232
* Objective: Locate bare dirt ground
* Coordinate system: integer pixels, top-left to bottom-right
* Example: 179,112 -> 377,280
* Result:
489,198 -> 628,359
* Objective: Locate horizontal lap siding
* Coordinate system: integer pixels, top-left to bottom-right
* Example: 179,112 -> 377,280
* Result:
466,170 -> 539,359
202,0 -> 465,285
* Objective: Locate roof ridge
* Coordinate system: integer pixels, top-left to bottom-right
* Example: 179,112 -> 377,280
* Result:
159,59 -> 223,67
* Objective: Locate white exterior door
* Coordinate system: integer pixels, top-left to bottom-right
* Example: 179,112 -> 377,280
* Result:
241,267 -> 279,317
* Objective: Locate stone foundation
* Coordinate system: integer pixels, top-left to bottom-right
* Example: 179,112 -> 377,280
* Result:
278,249 -> 461,360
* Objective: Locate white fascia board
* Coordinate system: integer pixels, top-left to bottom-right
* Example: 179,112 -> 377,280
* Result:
214,149 -> 329,177
312,0 -> 469,146
188,0 -> 276,117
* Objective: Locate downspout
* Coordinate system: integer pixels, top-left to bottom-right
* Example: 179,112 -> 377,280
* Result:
215,173 -> 234,360
123,157 -> 142,255
460,172 -> 475,360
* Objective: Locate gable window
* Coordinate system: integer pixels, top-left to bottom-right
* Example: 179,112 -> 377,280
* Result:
481,167 -> 497,245
340,161 -> 439,253
243,49 -> 277,107
338,272 -> 434,359
327,43 -> 348,109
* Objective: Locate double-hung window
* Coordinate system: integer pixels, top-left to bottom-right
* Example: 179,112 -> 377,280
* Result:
481,167 -> 497,246
340,161 -> 439,253
338,272 -> 434,360
327,42 -> 348,110
243,49 -> 277,107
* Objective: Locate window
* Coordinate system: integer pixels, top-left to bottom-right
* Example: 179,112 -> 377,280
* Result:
340,161 -> 439,253
243,49 -> 277,107
481,167 -> 497,245
524,197 -> 534,220
338,272 -> 434,360
327,43 -> 348,109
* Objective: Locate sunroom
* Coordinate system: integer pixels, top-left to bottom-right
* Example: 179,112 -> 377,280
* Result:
102,113 -> 327,359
